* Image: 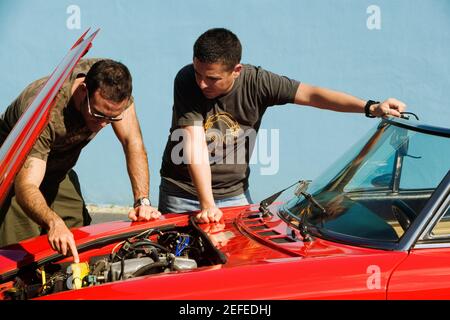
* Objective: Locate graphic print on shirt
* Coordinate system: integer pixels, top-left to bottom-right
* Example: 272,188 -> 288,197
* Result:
203,111 -> 252,165
203,111 -> 241,145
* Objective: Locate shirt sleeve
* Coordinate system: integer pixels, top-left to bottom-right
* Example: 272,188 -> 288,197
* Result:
173,67 -> 204,127
256,67 -> 300,107
28,124 -> 54,162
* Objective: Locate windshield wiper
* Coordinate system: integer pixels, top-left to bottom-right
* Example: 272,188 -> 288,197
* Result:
259,180 -> 308,217
294,182 -> 327,241
295,189 -> 327,216
259,180 -> 328,242
275,180 -> 327,241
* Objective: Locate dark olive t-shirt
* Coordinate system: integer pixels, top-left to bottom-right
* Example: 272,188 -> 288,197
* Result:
160,64 -> 300,199
0,58 -> 132,184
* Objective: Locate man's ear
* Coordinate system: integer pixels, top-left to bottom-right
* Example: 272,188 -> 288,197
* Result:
232,64 -> 242,78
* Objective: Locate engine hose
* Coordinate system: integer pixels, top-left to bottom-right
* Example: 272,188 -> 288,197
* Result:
132,261 -> 169,277
149,248 -> 160,262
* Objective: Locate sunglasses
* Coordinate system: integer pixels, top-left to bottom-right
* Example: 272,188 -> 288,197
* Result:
86,89 -> 123,122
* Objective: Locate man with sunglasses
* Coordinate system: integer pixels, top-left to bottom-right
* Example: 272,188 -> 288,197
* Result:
0,59 -> 160,262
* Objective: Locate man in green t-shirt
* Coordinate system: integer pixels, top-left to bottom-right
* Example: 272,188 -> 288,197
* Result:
0,59 -> 161,261
159,28 -> 406,223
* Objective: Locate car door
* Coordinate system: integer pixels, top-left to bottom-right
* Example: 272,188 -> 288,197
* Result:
387,184 -> 450,299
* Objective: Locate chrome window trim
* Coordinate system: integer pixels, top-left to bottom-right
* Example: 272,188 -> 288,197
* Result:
414,242 -> 450,249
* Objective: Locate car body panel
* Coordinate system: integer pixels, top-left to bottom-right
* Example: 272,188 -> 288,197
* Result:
388,248 -> 450,299
39,251 -> 405,300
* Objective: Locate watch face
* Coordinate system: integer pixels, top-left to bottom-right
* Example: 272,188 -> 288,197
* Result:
135,197 -> 151,207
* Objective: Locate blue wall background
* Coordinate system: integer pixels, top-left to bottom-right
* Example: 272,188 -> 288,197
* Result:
1,0 -> 449,206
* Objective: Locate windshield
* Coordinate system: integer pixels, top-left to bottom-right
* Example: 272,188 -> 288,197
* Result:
280,121 -> 450,245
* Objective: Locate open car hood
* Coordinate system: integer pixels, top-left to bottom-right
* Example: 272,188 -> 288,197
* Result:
0,28 -> 99,206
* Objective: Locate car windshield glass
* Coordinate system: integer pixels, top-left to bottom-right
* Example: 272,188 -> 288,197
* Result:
280,121 -> 450,244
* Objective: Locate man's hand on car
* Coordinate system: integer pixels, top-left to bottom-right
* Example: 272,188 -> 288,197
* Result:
195,206 -> 223,223
128,205 -> 161,222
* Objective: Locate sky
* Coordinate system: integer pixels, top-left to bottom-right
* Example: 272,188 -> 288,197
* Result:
0,0 -> 449,206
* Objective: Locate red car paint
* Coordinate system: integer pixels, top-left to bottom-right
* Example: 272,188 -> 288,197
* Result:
0,205 -> 408,300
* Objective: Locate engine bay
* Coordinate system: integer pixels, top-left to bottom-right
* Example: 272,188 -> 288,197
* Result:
1,220 -> 227,300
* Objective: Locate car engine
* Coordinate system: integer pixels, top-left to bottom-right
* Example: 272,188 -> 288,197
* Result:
2,222 -> 226,300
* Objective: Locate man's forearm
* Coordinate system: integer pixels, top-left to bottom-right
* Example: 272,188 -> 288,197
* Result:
112,104 -> 151,201
187,162 -> 215,209
295,83 -> 406,117
124,142 -> 150,200
184,126 -> 215,209
15,183 -> 61,230
296,84 -> 366,113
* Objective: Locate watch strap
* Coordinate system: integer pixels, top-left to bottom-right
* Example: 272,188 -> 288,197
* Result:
364,100 -> 379,118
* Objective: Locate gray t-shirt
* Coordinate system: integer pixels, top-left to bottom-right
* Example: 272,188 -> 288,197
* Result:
160,63 -> 300,199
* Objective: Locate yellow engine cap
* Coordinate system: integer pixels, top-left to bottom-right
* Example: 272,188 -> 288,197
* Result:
69,262 -> 90,290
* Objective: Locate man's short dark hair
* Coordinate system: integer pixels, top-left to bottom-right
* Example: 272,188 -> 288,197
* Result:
85,59 -> 132,103
193,28 -> 242,70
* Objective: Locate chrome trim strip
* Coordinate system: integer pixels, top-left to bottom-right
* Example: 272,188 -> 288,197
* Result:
414,242 -> 450,249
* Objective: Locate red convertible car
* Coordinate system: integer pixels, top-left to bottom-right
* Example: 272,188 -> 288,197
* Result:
0,30 -> 449,300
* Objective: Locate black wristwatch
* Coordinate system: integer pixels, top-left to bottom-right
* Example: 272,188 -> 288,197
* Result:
364,100 -> 379,118
134,197 -> 151,208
